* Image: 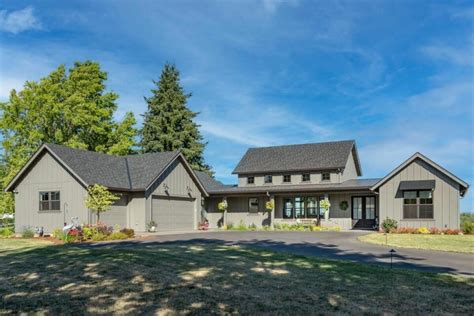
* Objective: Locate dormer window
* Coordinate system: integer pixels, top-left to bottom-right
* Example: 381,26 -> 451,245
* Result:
264,175 -> 273,184
302,173 -> 310,182
247,176 -> 255,184
322,173 -> 331,181
283,175 -> 291,183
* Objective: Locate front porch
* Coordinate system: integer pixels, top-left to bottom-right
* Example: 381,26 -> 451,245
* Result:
204,192 -> 378,230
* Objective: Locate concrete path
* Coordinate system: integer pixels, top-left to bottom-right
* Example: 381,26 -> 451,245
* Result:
92,231 -> 474,277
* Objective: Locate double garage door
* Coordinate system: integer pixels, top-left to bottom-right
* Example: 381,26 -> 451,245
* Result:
152,196 -> 196,232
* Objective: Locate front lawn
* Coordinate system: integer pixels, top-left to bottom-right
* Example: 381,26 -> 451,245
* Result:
359,233 -> 474,253
0,239 -> 472,314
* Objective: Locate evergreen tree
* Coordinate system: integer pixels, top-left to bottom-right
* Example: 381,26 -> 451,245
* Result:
141,63 -> 211,173
0,61 -> 137,215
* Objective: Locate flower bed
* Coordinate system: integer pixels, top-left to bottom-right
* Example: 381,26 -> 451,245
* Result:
225,220 -> 341,232
380,227 -> 463,235
52,223 -> 134,243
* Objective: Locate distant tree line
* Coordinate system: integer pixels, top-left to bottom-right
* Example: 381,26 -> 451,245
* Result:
0,61 -> 211,215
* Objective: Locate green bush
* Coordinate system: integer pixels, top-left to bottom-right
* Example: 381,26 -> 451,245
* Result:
91,232 -> 107,241
22,227 -> 34,238
235,220 -> 247,231
461,221 -> 474,235
248,223 -> 257,231
106,232 -> 129,240
0,227 -> 13,238
226,222 -> 234,230
381,218 -> 398,233
120,228 -> 135,238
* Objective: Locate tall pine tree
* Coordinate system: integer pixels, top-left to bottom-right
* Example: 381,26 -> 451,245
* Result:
141,63 -> 211,173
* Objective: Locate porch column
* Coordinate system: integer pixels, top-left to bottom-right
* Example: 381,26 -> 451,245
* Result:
270,195 -> 275,229
222,197 -> 227,228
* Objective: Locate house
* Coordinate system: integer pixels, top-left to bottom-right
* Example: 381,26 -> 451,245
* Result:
5,140 -> 468,233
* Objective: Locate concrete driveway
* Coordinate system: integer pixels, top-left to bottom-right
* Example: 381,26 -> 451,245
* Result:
97,231 -> 474,276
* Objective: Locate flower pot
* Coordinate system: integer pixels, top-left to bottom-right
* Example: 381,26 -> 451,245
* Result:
149,226 -> 156,232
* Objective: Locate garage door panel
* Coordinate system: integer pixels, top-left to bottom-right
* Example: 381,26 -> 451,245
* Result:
152,197 -> 195,231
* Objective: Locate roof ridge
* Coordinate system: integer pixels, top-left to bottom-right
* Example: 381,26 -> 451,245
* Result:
247,139 -> 355,150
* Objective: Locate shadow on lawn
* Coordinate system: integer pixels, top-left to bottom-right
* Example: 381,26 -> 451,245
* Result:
86,235 -> 473,276
0,239 -> 472,315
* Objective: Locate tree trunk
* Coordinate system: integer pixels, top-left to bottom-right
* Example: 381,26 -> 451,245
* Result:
97,212 -> 100,223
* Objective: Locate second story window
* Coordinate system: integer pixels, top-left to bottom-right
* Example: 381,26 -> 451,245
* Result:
322,173 -> 331,181
283,175 -> 291,183
302,173 -> 310,182
247,176 -> 255,184
264,175 -> 273,184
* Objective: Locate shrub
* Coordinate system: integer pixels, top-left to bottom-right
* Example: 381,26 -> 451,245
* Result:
0,227 -> 13,238
226,222 -> 234,230
429,227 -> 441,234
261,225 -> 272,231
461,221 -> 474,235
235,220 -> 247,231
381,218 -> 398,233
120,228 -> 135,238
248,223 -> 257,231
91,232 -> 107,241
311,225 -> 322,232
107,232 -> 129,240
22,227 -> 34,238
444,229 -> 462,235
82,226 -> 93,239
417,227 -> 430,234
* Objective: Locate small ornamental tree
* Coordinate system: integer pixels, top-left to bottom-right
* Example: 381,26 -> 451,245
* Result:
320,199 -> 331,220
85,184 -> 120,222
218,200 -> 228,229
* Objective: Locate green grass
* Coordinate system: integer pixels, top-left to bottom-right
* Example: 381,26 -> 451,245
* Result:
359,233 -> 474,253
0,239 -> 472,314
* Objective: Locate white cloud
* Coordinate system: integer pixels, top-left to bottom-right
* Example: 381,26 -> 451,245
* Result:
421,43 -> 474,66
0,6 -> 41,34
262,0 -> 298,14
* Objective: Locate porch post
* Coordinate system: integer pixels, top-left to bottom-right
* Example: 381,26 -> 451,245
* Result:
222,197 -> 227,228
270,195 -> 275,229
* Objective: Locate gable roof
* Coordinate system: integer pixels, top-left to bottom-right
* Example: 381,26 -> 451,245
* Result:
232,140 -> 362,176
370,152 -> 469,196
5,143 -> 208,195
195,171 -> 230,192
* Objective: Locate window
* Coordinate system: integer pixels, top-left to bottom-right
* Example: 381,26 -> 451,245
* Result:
264,175 -> 273,184
322,173 -> 331,181
283,198 -> 293,219
294,197 -> 305,218
248,198 -> 259,213
247,176 -> 255,184
306,197 -> 317,218
39,191 -> 60,211
283,175 -> 291,183
302,173 -> 310,182
403,190 -> 433,219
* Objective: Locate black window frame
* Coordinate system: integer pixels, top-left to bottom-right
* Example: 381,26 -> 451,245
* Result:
403,190 -> 433,219
302,173 -> 310,182
39,191 -> 61,211
283,174 -> 291,183
322,173 -> 331,181
264,175 -> 273,184
247,176 -> 255,185
248,197 -> 259,213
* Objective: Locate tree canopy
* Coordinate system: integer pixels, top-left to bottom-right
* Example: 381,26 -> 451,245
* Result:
140,63 -> 211,173
0,61 -> 137,215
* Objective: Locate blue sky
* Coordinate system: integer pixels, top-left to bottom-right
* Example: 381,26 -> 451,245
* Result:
0,0 -> 473,211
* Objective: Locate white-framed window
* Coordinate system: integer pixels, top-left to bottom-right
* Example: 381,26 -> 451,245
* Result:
264,175 -> 273,184
322,173 -> 331,181
302,173 -> 310,182
248,198 -> 259,213
39,191 -> 60,211
283,175 -> 291,183
247,176 -> 255,184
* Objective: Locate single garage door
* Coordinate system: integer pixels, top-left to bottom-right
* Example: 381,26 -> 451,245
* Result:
152,196 -> 195,232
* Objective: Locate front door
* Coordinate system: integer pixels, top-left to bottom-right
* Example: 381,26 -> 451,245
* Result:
352,196 -> 376,220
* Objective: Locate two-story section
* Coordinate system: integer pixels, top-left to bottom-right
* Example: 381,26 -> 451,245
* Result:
203,140 -> 381,230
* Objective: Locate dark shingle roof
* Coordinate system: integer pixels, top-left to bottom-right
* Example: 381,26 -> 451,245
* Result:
233,140 -> 360,175
45,143 -> 179,190
194,171 -> 234,192
205,178 -> 381,195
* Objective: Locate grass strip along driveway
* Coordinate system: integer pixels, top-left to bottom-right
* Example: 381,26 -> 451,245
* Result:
359,233 -> 474,253
0,239 -> 473,315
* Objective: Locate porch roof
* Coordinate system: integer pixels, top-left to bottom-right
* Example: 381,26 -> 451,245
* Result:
205,178 -> 381,195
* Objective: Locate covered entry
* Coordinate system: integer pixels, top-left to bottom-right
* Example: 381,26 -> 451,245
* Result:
152,196 -> 196,231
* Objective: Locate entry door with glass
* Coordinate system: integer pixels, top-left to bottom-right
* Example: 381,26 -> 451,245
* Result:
352,196 -> 376,220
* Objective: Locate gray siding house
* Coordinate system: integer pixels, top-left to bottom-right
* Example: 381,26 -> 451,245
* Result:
6,140 -> 468,233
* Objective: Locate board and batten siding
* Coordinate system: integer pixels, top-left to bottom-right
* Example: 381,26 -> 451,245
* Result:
378,159 -> 460,229
341,150 -> 359,182
145,158 -> 202,230
14,152 -> 89,233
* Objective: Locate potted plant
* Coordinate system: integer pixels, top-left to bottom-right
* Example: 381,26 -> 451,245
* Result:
218,200 -> 228,229
147,220 -> 157,232
320,199 -> 331,221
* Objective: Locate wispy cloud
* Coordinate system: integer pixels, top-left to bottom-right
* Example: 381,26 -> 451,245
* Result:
421,43 -> 474,66
262,0 -> 299,14
0,6 -> 41,34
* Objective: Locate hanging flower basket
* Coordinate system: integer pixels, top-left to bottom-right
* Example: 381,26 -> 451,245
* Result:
265,200 -> 274,212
